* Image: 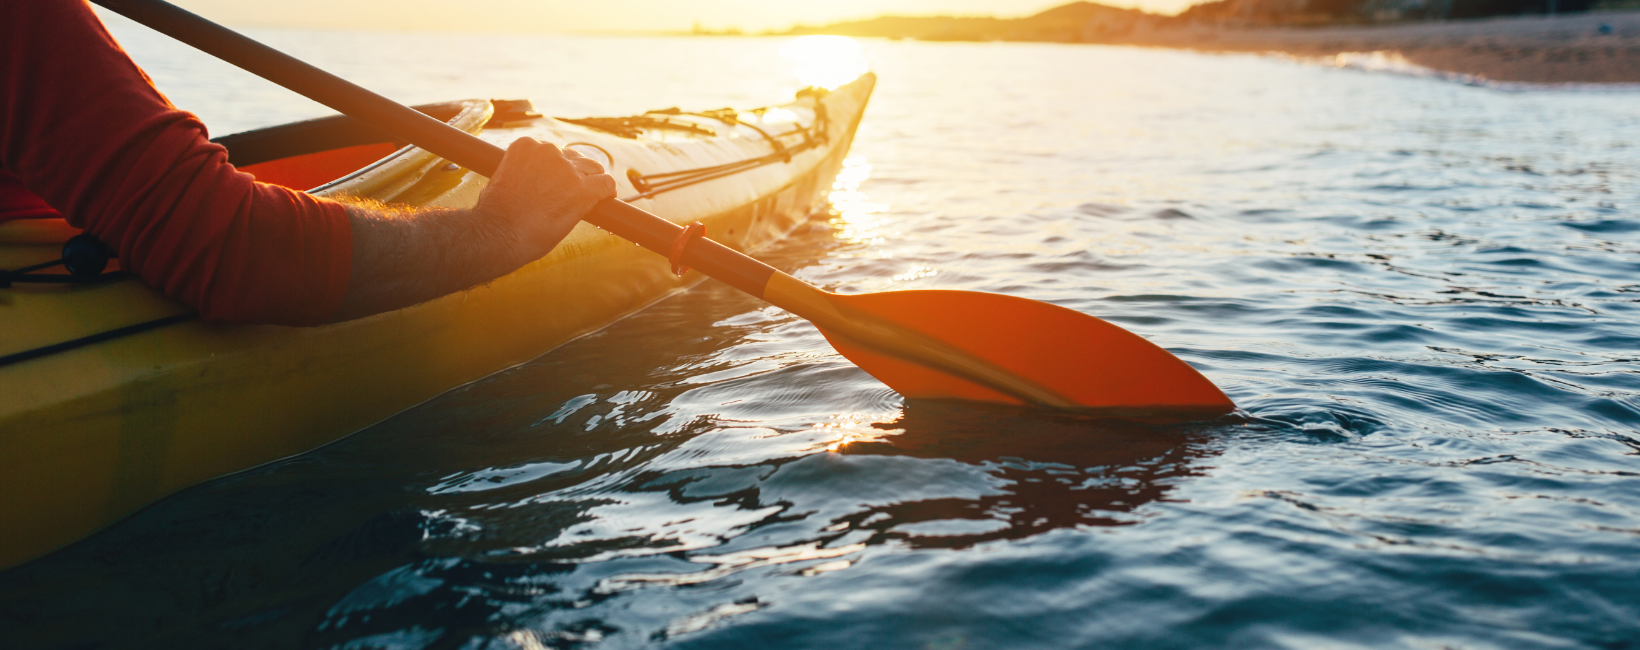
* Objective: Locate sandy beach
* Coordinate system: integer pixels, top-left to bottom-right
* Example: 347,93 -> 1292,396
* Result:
1126,11 -> 1640,83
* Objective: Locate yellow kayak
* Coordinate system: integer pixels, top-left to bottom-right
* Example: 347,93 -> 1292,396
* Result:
0,73 -> 875,569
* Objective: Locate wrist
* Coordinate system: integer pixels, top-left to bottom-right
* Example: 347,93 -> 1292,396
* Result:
462,205 -> 535,276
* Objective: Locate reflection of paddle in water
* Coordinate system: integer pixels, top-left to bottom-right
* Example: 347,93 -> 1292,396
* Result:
829,401 -> 1219,549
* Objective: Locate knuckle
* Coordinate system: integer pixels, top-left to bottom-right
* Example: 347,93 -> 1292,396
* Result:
593,175 -> 617,197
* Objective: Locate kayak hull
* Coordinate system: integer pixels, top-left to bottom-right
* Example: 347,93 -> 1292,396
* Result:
0,74 -> 874,569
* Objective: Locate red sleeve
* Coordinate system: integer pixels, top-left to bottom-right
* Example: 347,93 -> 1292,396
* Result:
0,0 -> 352,326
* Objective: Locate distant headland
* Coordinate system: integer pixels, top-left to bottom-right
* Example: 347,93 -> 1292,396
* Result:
696,1 -> 1640,83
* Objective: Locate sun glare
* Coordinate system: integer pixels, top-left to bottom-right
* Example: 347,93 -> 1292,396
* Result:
782,35 -> 869,90
827,157 -> 889,248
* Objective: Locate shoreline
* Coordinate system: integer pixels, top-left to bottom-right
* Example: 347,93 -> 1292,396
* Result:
1098,11 -> 1640,84
760,9 -> 1640,85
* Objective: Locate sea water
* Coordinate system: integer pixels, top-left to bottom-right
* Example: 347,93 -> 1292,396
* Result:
3,13 -> 1639,649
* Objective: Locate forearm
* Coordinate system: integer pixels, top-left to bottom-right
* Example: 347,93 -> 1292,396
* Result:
328,138 -> 614,322
330,200 -> 531,321
4,0 -> 355,325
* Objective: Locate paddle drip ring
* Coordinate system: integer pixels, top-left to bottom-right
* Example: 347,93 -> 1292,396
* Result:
669,221 -> 707,277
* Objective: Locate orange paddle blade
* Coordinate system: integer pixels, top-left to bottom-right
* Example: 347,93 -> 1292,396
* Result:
818,290 -> 1235,419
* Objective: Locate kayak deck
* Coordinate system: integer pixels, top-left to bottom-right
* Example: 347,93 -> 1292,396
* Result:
0,73 -> 875,570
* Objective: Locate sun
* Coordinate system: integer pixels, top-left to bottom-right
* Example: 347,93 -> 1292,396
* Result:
782,35 -> 870,90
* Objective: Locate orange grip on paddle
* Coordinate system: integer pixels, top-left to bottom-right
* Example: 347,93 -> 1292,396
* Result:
669,222 -> 706,276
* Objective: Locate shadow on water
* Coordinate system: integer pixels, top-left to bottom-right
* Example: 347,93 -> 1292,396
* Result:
829,402 -> 1215,549
0,383 -> 1225,649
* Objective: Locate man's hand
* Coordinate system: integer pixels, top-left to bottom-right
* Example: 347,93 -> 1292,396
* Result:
477,138 -> 618,262
331,137 -> 619,322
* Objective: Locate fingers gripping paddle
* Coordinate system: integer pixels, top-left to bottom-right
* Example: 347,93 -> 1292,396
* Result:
93,0 -> 1235,419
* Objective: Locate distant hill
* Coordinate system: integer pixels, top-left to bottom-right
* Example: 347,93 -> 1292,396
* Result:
1175,0 -> 1599,24
780,2 -> 1156,42
772,0 -> 1605,38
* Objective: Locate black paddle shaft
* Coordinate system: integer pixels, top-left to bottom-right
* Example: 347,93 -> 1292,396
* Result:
91,0 -> 780,297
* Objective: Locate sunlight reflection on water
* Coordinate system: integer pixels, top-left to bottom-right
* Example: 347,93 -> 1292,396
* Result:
783,35 -> 871,91
826,157 -> 889,249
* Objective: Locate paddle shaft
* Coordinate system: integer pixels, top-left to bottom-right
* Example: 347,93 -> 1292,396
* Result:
91,0 -> 780,298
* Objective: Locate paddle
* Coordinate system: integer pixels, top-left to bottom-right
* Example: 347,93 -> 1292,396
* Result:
91,0 -> 1235,420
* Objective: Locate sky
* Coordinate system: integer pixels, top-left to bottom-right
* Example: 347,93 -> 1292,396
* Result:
170,0 -> 1202,34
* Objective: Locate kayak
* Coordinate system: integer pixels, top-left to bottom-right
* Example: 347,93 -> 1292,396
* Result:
0,73 -> 876,570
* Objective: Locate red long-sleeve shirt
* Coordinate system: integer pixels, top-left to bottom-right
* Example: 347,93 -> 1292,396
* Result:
1,0 -> 352,326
